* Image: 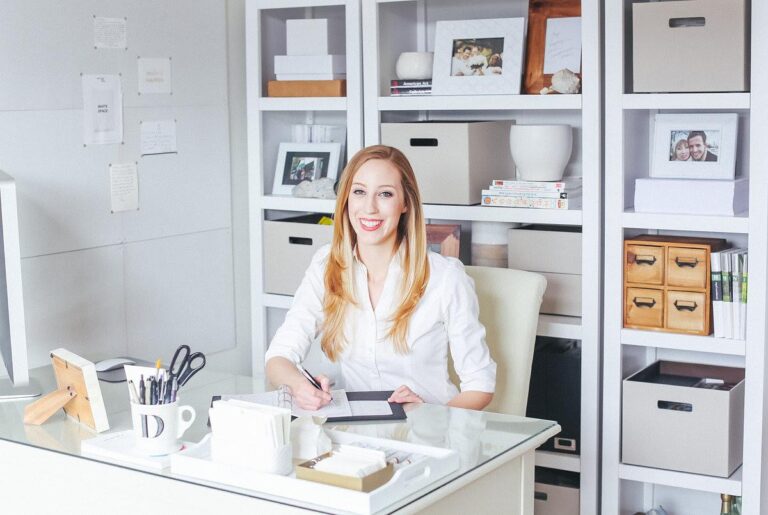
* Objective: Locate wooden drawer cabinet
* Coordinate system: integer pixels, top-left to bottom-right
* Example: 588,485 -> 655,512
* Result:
623,235 -> 727,335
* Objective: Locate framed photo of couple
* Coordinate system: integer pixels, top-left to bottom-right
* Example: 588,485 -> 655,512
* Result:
272,142 -> 342,196
651,113 -> 738,180
431,18 -> 526,96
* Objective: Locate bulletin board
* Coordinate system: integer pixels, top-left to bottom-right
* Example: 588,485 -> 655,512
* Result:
0,0 -> 235,365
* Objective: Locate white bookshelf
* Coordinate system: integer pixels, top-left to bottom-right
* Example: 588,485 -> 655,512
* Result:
245,0 -> 363,373
362,1 -> 601,513
603,2 -> 768,514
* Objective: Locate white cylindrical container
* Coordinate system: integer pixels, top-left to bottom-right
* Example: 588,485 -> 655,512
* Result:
509,125 -> 573,182
395,52 -> 434,80
471,221 -> 521,268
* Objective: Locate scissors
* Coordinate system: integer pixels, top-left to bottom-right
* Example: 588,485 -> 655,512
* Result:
168,344 -> 206,387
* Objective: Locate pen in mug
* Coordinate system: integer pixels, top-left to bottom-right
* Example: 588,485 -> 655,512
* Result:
128,380 -> 139,404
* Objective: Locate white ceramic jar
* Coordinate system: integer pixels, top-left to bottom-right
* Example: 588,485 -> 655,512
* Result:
509,125 -> 573,181
395,52 -> 434,80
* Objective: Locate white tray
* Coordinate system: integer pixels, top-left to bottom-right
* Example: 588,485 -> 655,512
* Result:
170,430 -> 460,514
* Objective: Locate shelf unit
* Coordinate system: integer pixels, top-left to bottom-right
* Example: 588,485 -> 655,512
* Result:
603,2 -> 768,514
361,1 -> 601,513
245,0 -> 364,373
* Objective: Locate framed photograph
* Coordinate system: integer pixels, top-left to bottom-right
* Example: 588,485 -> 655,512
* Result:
651,113 -> 738,180
431,18 -> 526,96
523,0 -> 582,94
426,224 -> 461,258
272,142 -> 342,195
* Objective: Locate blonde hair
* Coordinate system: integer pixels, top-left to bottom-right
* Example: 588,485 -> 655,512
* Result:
321,145 -> 430,361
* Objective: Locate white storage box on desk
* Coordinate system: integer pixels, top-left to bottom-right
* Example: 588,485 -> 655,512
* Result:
263,214 -> 333,296
632,0 -> 748,92
508,225 -> 582,316
171,430 -> 460,515
622,360 -> 745,477
380,121 -> 514,205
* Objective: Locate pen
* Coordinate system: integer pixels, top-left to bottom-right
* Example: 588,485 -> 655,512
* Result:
298,365 -> 332,400
128,380 -> 139,404
138,375 -> 145,405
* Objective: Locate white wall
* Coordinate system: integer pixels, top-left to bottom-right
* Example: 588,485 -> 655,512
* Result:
0,0 -> 248,374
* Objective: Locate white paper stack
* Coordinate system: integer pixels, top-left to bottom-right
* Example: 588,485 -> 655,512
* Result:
711,248 -> 749,339
634,177 -> 748,216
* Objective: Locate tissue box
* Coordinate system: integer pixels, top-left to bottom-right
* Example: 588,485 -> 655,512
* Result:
296,453 -> 395,492
632,0 -> 748,92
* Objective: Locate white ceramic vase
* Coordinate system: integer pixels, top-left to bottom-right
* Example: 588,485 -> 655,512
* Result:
509,125 -> 573,181
395,52 -> 434,80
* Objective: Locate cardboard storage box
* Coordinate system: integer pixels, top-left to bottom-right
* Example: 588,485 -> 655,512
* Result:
508,226 -> 582,316
534,483 -> 579,515
632,0 -> 748,92
263,215 -> 333,295
622,361 -> 745,477
380,121 -> 514,205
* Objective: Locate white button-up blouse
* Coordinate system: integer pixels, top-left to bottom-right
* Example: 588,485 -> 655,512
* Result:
265,244 -> 497,405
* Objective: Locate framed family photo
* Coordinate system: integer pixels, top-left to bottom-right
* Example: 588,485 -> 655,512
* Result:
272,142 -> 342,196
651,113 -> 738,180
431,18 -> 526,96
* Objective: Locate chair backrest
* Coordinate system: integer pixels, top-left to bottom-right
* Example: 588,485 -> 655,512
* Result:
459,266 -> 547,416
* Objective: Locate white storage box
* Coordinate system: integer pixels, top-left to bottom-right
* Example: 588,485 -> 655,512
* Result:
634,177 -> 748,216
534,482 -> 579,515
286,19 -> 339,56
622,360 -> 745,477
508,226 -> 582,275
632,0 -> 748,92
539,272 -> 581,317
263,215 -> 332,296
274,54 -> 346,75
380,122 -> 514,205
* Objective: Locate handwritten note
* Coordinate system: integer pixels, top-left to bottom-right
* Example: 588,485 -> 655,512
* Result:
94,16 -> 127,50
138,57 -> 172,95
110,162 -> 139,213
543,17 -> 582,74
140,120 -> 177,156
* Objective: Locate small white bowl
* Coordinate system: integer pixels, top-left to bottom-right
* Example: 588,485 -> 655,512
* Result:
395,52 -> 434,80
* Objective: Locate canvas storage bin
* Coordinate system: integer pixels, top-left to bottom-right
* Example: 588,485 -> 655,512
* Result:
632,0 -> 748,92
534,468 -> 579,515
622,360 -> 744,477
508,225 -> 582,316
263,214 -> 333,295
380,121 -> 514,205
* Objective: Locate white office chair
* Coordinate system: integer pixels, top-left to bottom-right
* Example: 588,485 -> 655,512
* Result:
456,266 -> 547,416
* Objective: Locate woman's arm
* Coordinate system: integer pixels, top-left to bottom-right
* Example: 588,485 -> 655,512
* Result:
447,390 -> 493,411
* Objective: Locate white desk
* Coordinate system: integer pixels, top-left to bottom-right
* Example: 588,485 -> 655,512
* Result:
0,367 -> 559,514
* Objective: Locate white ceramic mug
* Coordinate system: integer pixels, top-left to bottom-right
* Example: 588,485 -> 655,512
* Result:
130,401 -> 196,456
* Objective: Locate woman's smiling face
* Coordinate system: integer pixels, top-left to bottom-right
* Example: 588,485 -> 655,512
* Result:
347,159 -> 407,252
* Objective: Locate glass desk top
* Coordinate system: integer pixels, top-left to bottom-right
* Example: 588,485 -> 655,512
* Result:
0,366 -> 558,514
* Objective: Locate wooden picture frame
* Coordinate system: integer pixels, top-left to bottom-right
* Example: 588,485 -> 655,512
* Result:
523,0 -> 581,94
426,224 -> 461,258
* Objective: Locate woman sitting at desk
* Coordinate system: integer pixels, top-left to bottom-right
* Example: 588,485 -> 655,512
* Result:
265,145 -> 496,411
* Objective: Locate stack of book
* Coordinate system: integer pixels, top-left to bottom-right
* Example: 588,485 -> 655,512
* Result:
711,249 -> 748,340
390,79 -> 432,96
481,178 -> 582,209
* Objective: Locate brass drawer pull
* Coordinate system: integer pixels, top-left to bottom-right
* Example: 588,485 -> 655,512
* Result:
674,300 -> 698,312
674,257 -> 699,268
633,297 -> 657,308
633,255 -> 657,266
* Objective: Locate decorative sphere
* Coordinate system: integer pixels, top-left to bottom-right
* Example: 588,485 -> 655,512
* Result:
395,52 -> 434,80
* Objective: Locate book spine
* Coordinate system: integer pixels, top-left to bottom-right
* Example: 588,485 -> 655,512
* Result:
481,195 -> 569,209
721,251 -> 733,340
710,251 -> 723,338
488,184 -> 580,194
740,253 -> 748,340
482,189 -> 569,199
390,79 -> 432,87
731,251 -> 742,340
490,179 -> 580,191
389,88 -> 432,96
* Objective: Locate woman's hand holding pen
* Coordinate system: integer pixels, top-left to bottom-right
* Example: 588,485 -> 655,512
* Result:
388,385 -> 423,404
292,373 -> 332,410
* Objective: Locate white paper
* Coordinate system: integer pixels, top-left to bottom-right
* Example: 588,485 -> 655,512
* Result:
543,17 -> 582,74
82,74 -> 123,145
141,120 -> 178,156
292,390 -> 351,419
110,162 -> 139,213
350,401 -> 393,417
138,57 -> 172,95
94,16 -> 127,49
